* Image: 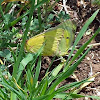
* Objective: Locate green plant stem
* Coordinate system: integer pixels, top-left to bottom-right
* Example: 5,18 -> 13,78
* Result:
0,3 -> 5,20
37,0 -> 42,32
47,47 -> 91,94
12,0 -> 35,80
63,9 -> 99,71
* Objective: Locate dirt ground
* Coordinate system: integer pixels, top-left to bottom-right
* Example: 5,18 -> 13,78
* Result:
68,1 -> 100,99
41,0 -> 100,99
1,0 -> 99,100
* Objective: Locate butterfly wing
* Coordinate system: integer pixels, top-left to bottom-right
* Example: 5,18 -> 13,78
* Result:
42,28 -> 64,56
25,28 -> 64,56
25,20 -> 75,56
56,20 -> 75,56
25,34 -> 44,53
58,29 -> 72,56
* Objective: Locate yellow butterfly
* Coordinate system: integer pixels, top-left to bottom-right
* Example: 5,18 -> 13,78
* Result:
25,20 -> 76,56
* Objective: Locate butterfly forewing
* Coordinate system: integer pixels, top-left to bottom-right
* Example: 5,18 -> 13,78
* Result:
25,34 -> 44,53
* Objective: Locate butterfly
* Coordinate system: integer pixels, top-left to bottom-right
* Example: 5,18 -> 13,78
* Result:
25,20 -> 76,56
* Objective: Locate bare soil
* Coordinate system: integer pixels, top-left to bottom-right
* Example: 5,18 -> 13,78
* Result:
41,0 -> 100,99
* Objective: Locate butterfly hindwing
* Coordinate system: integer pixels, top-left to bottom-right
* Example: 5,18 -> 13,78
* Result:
42,28 -> 64,56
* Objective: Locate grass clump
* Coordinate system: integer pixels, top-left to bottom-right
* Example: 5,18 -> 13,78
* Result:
0,0 -> 100,100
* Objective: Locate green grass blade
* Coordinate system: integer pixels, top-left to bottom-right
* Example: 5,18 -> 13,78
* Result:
40,79 -> 48,96
3,0 -> 48,30
45,56 -> 56,74
0,1 -> 5,20
17,53 -> 34,81
33,55 -> 41,88
44,79 -> 88,100
25,67 -> 33,93
1,82 -> 21,99
3,10 -> 29,30
66,9 -> 99,63
54,93 -> 84,99
54,92 -> 100,100
35,0 -> 48,9
51,62 -> 64,77
12,0 -> 35,79
32,95 -> 50,100
55,79 -> 88,93
0,88 -> 9,99
85,95 -> 100,99
1,77 -> 26,99
33,78 -> 48,97
47,47 -> 91,94
64,27 -> 100,71
37,0 -> 42,32
70,27 -> 100,63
